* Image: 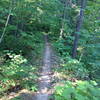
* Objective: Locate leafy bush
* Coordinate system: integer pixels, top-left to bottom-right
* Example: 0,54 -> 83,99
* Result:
0,32 -> 43,55
61,57 -> 88,79
0,51 -> 38,93
53,38 -> 71,56
55,81 -> 100,100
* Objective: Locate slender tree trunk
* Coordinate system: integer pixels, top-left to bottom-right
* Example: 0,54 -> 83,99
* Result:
59,0 -> 72,38
0,11 -> 11,43
59,0 -> 67,38
72,0 -> 86,58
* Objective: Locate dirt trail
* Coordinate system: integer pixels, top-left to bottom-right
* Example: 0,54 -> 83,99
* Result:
1,35 -> 53,100
36,35 -> 52,100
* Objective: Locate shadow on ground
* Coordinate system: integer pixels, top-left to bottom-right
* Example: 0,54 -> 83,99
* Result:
0,89 -> 36,100
10,93 -> 35,100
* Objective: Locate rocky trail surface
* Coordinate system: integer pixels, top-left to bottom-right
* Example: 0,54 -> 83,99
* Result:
35,35 -> 52,100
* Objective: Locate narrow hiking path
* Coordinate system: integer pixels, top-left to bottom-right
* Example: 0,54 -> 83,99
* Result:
36,35 -> 52,100
1,35 -> 54,100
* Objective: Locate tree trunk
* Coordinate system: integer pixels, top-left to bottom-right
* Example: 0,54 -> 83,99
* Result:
72,0 -> 86,58
59,0 -> 72,38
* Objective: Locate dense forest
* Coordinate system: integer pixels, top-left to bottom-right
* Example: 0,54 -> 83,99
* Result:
0,0 -> 100,100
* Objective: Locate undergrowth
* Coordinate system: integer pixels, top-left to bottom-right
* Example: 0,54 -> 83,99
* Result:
0,33 -> 44,98
52,37 -> 100,100
55,81 -> 100,100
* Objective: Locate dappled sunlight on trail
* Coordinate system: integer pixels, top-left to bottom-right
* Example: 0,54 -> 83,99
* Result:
36,35 -> 52,100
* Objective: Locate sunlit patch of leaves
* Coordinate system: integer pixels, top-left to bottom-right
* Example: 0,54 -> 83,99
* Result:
0,52 -> 38,94
55,81 -> 100,100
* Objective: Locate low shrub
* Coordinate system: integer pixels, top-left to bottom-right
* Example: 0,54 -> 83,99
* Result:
0,51 -> 38,94
55,81 -> 100,100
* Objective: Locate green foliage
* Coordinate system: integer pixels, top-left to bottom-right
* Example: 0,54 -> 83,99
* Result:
0,51 -> 38,93
52,0 -> 100,82
1,32 -> 43,55
55,81 -> 100,100
53,38 -> 72,56
0,0 -> 100,99
54,54 -> 88,79
11,96 -> 22,100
